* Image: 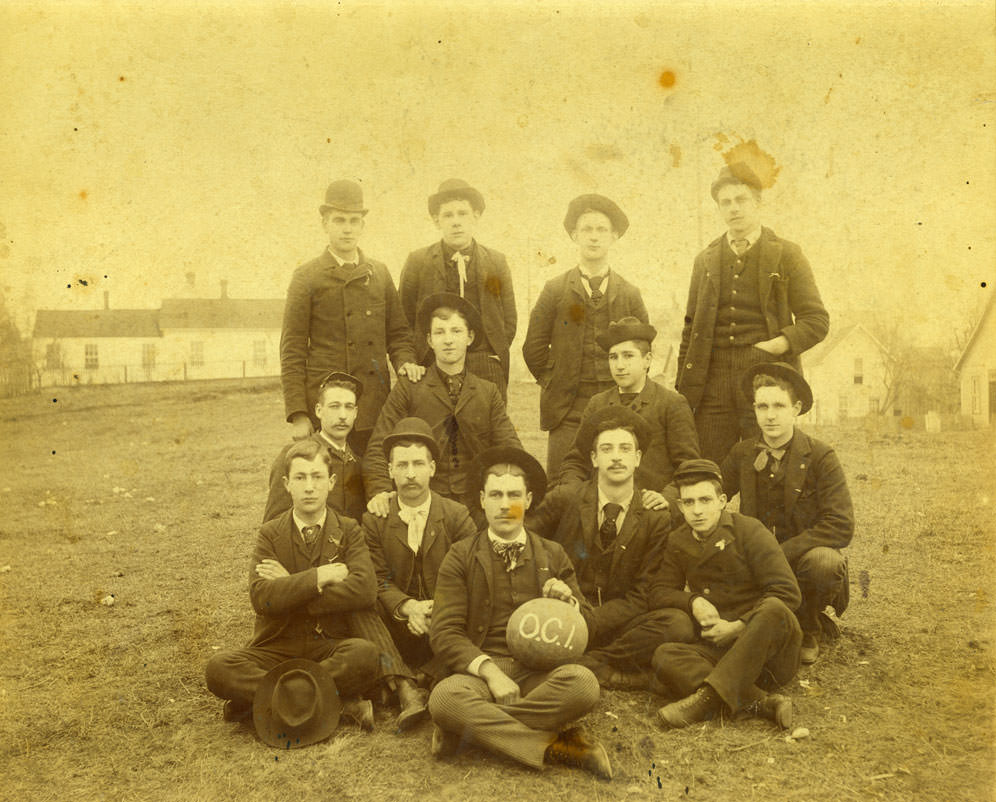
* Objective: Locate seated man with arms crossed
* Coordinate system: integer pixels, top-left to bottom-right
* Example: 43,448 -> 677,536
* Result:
650,459 -> 801,730
721,362 -> 853,665
426,446 -> 612,779
529,407 -> 695,690
206,439 -> 380,730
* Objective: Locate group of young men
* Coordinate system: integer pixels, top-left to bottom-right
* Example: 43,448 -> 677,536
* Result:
205,165 -> 854,780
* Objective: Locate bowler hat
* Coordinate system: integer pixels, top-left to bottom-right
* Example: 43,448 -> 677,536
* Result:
319,179 -> 368,215
416,292 -> 484,339
673,458 -> 724,485
382,416 -> 441,463
563,194 -> 629,236
575,405 -> 654,454
596,316 -> 658,351
318,370 -> 363,401
741,361 -> 813,414
428,179 -> 486,217
470,446 -> 547,505
253,659 -> 341,749
710,162 -> 763,200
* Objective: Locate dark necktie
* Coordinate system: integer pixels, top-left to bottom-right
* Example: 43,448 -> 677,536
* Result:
600,502 -> 623,548
301,524 -> 321,545
588,273 -> 606,303
492,540 -> 525,572
731,238 -> 749,257
753,445 -> 787,473
444,373 -> 464,405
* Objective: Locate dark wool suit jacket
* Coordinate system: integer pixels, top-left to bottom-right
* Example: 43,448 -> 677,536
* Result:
719,429 -> 854,567
676,227 -> 829,411
557,380 -> 701,490
399,240 -> 517,377
262,433 -> 366,524
279,249 -> 416,431
361,369 -> 522,498
526,480 -> 671,643
247,508 -> 377,648
648,511 -> 800,625
426,530 -> 590,678
362,491 -> 477,618
522,268 -> 649,431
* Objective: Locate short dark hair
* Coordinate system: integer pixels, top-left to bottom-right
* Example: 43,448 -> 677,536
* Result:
482,463 -> 529,492
609,339 -> 651,357
317,379 -> 358,406
752,373 -> 798,404
388,439 -> 435,464
283,439 -> 332,477
591,420 -> 639,452
675,475 -> 723,496
429,306 -> 474,335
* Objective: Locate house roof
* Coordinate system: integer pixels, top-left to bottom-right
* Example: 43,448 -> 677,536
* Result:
32,309 -> 161,339
803,323 -> 891,368
954,295 -> 995,373
158,298 -> 284,329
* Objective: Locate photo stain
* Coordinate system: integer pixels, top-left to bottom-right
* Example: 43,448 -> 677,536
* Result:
722,139 -> 780,188
79,190 -> 88,200
118,75 -> 126,82
568,304 -> 585,324
670,144 -> 682,168
658,70 -> 676,89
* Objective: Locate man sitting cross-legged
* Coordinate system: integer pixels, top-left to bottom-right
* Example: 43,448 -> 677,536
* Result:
426,446 -> 612,779
720,361 -> 853,665
206,439 -> 381,731
528,406 -> 695,690
356,417 -> 477,728
650,459 -> 802,730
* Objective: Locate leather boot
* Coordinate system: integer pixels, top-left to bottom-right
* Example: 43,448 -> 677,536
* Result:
341,698 -> 375,732
396,679 -> 429,732
545,726 -> 613,779
656,685 -> 722,728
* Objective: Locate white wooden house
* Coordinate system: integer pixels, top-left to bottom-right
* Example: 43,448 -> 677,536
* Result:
802,323 -> 894,425
954,296 -> 995,427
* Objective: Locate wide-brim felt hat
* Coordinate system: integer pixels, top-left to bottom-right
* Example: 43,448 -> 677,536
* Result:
253,659 -> 341,749
318,371 -> 364,401
319,179 -> 368,215
382,416 -> 441,462
563,194 -> 629,236
416,292 -> 484,338
710,162 -> 763,200
596,317 -> 658,351
575,405 -> 655,454
469,445 -> 547,506
741,361 -> 813,414
428,178 -> 486,216
673,458 -> 724,485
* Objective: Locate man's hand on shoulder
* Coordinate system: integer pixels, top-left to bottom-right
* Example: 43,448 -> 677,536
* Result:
367,491 -> 396,518
397,363 -> 426,382
480,660 -> 521,705
641,489 -> 669,511
289,413 -> 314,441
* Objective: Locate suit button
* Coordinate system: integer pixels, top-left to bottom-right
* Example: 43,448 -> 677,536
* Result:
703,588 -> 710,595
730,322 -> 737,328
366,310 -> 372,316
732,289 -> 738,295
686,363 -> 693,369
729,336 -> 735,342
730,306 -> 736,312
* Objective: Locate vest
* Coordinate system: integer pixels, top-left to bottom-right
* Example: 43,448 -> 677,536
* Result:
481,544 -> 541,655
756,460 -> 788,541
715,242 -> 766,347
579,290 -> 613,383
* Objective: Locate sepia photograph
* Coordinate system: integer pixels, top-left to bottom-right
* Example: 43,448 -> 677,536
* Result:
1,1 -> 994,800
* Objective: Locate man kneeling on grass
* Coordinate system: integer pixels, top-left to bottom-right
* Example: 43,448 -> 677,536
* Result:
425,446 -> 612,779
205,439 -> 380,735
649,459 -> 801,730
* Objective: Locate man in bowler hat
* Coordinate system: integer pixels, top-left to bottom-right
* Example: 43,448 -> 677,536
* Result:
676,163 -> 829,463
279,179 -> 425,455
557,317 -> 700,493
720,362 -> 853,665
523,195 -> 650,480
399,179 -> 517,399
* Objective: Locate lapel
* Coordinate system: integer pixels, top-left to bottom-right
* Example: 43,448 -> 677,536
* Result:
422,492 -> 447,556
387,496 -> 411,550
605,268 -> 620,311
473,532 -> 496,604
692,512 -> 738,569
738,438 -> 760,514
337,249 -> 373,287
608,492 -> 643,578
705,239 -> 723,299
632,379 -> 656,413
423,367 -> 454,412
566,267 -> 586,303
429,241 -> 448,286
781,430 -> 811,520
757,227 -> 783,304
454,371 -> 479,417
579,481 -> 600,551
471,241 -> 489,306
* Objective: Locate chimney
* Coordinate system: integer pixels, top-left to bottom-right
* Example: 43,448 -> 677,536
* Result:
220,279 -> 228,299
104,290 -> 110,310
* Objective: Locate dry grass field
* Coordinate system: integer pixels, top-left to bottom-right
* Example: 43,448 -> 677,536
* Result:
1,378 -> 993,802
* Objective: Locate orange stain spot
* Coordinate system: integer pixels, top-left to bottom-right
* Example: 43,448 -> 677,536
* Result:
79,190 -> 88,200
118,75 -> 126,82
670,143 -> 682,168
485,275 -> 503,296
569,304 -> 585,324
658,70 -> 676,89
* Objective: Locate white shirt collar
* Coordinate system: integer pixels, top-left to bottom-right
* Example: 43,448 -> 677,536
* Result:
292,508 -> 328,539
597,487 -> 634,516
398,494 -> 432,520
487,528 -> 527,547
328,247 -> 361,266
317,431 -> 352,459
577,267 -> 610,297
726,226 -> 762,251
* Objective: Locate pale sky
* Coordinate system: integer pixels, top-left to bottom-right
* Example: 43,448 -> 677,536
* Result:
2,1 -> 993,351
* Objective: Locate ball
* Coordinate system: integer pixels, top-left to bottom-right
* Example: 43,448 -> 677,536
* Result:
505,597 -> 589,670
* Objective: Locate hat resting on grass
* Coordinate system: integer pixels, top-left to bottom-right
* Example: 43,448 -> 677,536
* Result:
253,659 -> 341,749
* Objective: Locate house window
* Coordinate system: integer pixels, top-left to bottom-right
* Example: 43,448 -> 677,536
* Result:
253,340 -> 267,368
869,397 -> 880,414
85,343 -> 99,369
839,394 -> 849,417
854,358 -> 863,385
190,341 -> 204,367
46,342 -> 63,369
142,343 -> 157,371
